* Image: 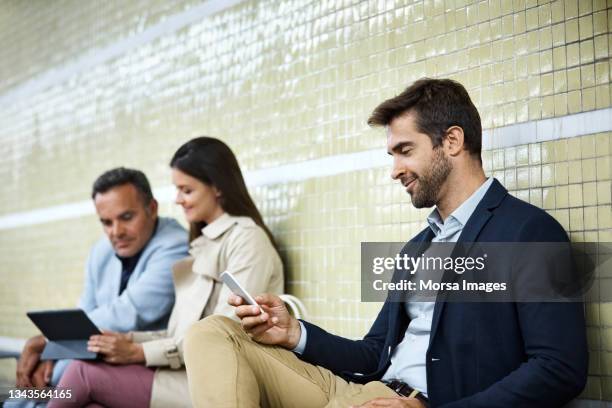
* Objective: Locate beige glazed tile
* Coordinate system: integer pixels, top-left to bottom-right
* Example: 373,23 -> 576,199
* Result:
568,137 -> 582,160
583,182 -> 598,206
598,205 -> 612,229
543,187 -> 556,209
569,207 -> 583,230
568,183 -> 583,207
555,185 -> 570,208
568,160 -> 583,183
583,159 -> 598,182
583,206 -> 598,230
555,161 -> 569,184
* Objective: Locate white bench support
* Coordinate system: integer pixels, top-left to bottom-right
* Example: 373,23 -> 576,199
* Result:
0,337 -> 26,359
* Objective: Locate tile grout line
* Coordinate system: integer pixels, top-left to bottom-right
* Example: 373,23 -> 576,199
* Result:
0,107 -> 610,230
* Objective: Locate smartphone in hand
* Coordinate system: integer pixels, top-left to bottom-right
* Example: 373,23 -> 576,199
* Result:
220,271 -> 264,314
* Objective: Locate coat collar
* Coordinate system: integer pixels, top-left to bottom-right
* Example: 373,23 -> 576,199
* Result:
455,178 -> 506,243
426,177 -> 495,237
200,213 -> 255,240
407,178 -> 505,246
188,213 -> 256,257
186,214 -> 256,276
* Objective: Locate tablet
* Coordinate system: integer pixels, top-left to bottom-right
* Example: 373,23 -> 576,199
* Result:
27,308 -> 101,360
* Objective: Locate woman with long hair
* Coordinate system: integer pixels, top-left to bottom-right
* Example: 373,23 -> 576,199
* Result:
50,137 -> 284,408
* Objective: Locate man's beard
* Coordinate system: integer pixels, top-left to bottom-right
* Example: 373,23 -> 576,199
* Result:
410,147 -> 452,208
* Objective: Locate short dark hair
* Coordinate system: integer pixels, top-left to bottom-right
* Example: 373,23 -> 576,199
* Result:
368,78 -> 482,161
91,167 -> 154,204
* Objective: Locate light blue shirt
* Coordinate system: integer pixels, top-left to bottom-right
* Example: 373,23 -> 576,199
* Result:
381,177 -> 494,396
79,216 -> 189,331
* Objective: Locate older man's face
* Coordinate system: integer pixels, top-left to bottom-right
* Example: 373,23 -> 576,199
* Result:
94,183 -> 158,257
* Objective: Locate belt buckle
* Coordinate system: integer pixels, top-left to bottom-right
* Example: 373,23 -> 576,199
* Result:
386,379 -> 408,395
385,380 -> 429,406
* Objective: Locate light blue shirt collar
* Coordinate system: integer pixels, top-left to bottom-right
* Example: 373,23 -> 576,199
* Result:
426,177 -> 494,237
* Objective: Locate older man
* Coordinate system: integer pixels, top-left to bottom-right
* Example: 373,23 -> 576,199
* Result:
15,167 -> 188,392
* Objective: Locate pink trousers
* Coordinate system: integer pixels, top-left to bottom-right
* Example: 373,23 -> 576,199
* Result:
47,360 -> 155,408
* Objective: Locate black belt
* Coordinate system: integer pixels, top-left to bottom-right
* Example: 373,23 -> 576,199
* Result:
383,379 -> 429,406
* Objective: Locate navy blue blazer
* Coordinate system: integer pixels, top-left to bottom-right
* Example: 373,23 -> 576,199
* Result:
300,179 -> 588,407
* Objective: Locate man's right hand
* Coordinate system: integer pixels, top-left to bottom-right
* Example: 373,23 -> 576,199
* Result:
16,335 -> 46,387
230,293 -> 302,349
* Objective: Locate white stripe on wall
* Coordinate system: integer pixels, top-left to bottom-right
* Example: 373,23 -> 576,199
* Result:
483,108 -> 612,149
0,108 -> 610,230
0,0 -> 245,106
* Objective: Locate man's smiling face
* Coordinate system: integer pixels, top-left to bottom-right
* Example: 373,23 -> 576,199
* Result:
387,112 -> 452,209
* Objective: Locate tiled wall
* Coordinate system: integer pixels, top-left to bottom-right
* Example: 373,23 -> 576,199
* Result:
0,0 -> 610,401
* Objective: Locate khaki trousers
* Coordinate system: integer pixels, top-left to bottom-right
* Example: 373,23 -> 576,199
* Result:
184,315 -> 399,408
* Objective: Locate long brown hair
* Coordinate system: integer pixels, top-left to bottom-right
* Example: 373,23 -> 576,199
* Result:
170,137 -> 277,249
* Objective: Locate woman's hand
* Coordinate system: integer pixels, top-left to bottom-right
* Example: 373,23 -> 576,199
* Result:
88,331 -> 145,365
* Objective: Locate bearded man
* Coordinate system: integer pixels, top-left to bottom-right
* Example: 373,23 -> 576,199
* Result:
183,79 -> 588,408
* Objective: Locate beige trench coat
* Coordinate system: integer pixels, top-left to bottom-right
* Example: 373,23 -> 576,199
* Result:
130,213 -> 284,408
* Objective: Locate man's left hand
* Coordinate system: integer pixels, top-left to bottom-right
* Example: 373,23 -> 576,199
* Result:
30,361 -> 54,388
88,330 -> 145,364
351,397 -> 426,408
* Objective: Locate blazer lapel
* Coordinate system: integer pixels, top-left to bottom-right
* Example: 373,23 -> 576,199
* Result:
429,179 -> 507,345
